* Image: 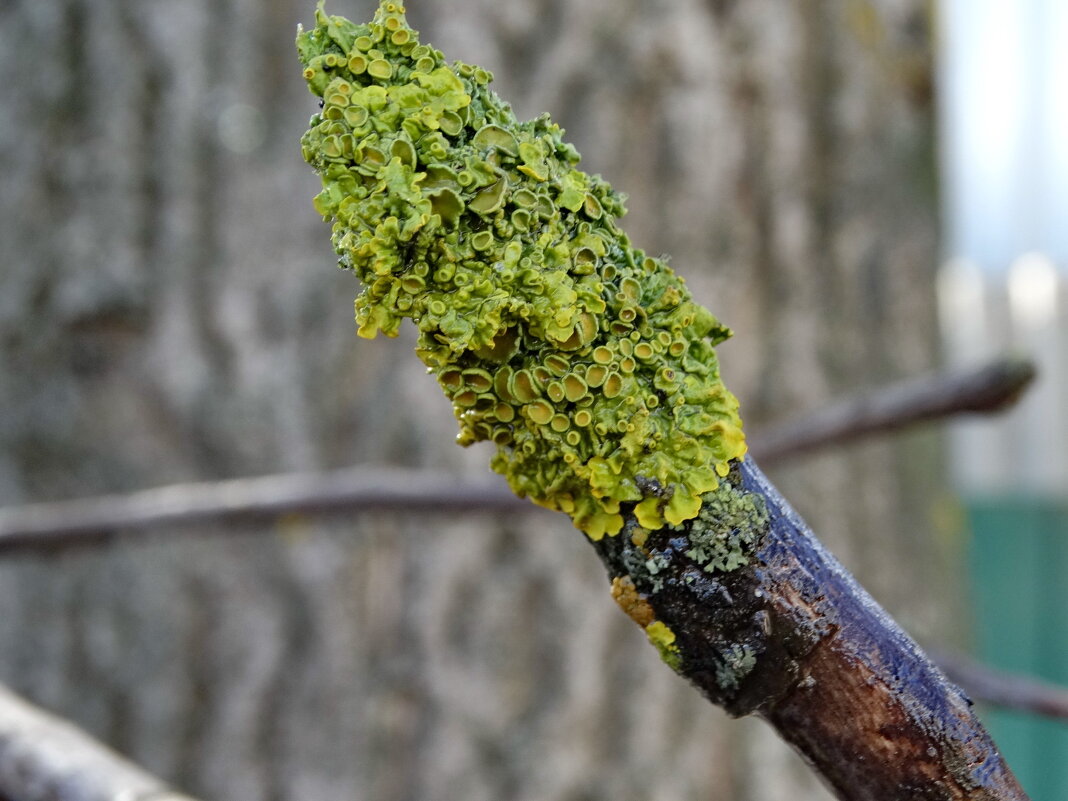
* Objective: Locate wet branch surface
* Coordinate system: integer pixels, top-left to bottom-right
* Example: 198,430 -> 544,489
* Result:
593,458 -> 1029,801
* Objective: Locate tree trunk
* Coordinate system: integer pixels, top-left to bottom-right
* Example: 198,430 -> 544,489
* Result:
0,1 -> 956,800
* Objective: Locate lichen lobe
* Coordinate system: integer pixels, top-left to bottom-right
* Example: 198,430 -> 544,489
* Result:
298,1 -> 747,539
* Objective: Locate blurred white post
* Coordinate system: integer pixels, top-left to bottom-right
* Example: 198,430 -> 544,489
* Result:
937,260 -> 1003,492
1007,255 -> 1065,492
937,0 -> 1068,497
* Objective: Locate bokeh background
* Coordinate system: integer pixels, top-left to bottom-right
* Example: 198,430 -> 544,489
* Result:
0,0 -> 1062,799
938,1 -> 1068,796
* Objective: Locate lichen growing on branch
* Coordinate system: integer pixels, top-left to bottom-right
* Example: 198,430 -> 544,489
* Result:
297,1 -> 747,539
676,479 -> 768,573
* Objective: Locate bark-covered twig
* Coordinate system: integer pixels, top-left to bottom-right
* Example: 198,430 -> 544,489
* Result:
0,468 -> 526,551
0,469 -> 1035,801
1,462 -> 1065,733
0,682 -> 200,801
0,358 -> 1032,551
748,357 -> 1037,465
594,458 -> 1028,800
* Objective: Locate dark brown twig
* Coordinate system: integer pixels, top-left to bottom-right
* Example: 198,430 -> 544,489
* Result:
748,356 -> 1037,465
599,458 -> 1029,800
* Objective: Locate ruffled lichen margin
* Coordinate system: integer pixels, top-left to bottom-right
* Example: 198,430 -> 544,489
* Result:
297,1 -> 747,541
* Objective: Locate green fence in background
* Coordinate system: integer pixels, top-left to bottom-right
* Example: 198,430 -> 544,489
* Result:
967,498 -> 1068,800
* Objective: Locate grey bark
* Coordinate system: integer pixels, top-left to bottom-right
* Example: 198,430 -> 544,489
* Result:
0,1 -> 950,800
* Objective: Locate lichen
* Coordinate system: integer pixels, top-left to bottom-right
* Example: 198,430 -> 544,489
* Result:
610,575 -> 655,627
618,520 -> 672,594
612,576 -> 683,669
610,576 -> 684,667
675,479 -> 769,573
645,621 -> 682,671
714,642 -> 757,691
298,2 -> 747,540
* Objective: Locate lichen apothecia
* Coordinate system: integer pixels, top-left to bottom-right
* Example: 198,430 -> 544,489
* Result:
297,1 -> 747,541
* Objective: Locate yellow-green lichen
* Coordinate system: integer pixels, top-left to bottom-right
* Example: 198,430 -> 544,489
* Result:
298,2 -> 747,539
610,575 -> 655,627
644,620 -> 682,671
612,576 -> 684,670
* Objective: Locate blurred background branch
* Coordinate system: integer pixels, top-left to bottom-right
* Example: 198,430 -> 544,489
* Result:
0,357 -> 1033,549
935,651 -> 1068,722
0,683 -> 201,801
748,357 -> 1037,465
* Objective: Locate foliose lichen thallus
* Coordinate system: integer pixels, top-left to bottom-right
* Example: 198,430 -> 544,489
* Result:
298,1 -> 747,540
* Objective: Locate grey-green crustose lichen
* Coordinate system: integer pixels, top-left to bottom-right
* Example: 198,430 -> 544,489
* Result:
676,479 -> 769,573
715,642 -> 757,691
298,2 -> 747,540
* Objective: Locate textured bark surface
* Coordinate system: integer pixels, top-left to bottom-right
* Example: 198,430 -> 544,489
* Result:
0,1 -> 950,800
681,461 -> 1024,800
582,457 -> 1025,799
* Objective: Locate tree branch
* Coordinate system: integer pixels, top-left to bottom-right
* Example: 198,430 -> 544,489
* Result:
0,468 -> 526,551
0,358 -> 1033,551
934,649 -> 1068,721
748,357 -> 1037,465
0,682 -> 201,801
0,348 -> 1052,797
593,458 -> 1028,800
1,465 -> 1063,734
